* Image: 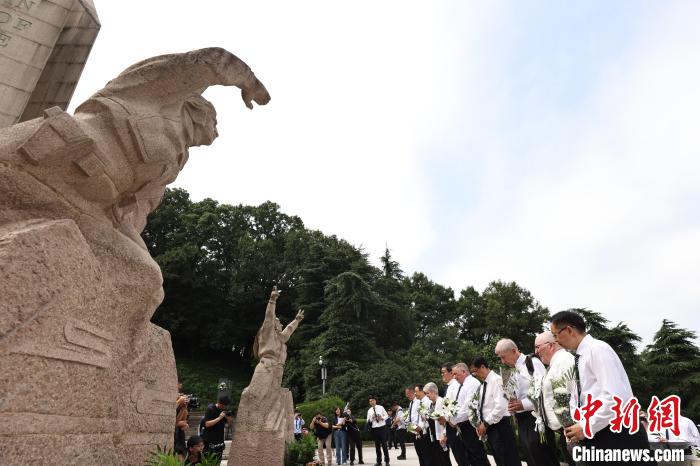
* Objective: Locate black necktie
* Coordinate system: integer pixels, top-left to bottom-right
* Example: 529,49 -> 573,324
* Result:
408,400 -> 414,422
574,354 -> 581,407
479,382 -> 487,422
456,382 -> 463,401
539,390 -> 549,426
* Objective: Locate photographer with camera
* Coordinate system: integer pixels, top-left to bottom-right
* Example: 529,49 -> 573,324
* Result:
367,395 -> 391,466
202,395 -> 233,464
311,411 -> 333,466
294,410 -> 305,441
344,407 -> 364,465
174,394 -> 189,458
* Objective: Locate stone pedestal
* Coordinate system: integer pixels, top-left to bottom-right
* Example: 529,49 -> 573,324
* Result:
228,387 -> 294,466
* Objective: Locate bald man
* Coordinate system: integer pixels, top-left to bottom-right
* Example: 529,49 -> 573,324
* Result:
535,331 -> 577,466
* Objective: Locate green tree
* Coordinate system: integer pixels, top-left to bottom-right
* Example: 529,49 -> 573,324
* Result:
641,320 -> 700,419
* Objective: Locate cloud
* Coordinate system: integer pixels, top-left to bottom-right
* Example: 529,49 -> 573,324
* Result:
435,1 -> 700,345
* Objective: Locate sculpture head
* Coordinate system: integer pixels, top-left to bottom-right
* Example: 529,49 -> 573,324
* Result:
274,317 -> 283,332
183,96 -> 218,147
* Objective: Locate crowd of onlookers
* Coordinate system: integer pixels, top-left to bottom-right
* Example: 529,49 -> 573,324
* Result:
174,382 -> 234,465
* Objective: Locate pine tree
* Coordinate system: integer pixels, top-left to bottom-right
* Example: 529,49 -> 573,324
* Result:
641,320 -> 700,420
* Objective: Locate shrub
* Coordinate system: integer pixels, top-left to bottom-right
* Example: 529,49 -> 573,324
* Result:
145,446 -> 220,465
285,434 -> 317,466
295,396 -> 345,424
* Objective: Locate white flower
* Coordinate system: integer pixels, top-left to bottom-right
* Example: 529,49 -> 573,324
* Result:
553,387 -> 569,396
554,407 -> 566,415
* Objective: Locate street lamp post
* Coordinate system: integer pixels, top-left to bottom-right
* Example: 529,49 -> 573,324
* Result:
319,356 -> 327,395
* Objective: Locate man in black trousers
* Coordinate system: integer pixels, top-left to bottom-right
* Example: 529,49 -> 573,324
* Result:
471,357 -> 520,466
495,338 -> 559,466
447,362 -> 490,466
551,310 -> 655,465
411,385 -> 430,466
367,395 -> 391,466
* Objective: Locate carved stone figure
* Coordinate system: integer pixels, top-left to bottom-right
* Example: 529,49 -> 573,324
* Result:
0,47 -> 270,465
229,287 -> 304,466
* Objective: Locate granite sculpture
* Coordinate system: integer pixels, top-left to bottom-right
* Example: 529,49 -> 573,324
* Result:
228,287 -> 304,466
0,47 -> 270,465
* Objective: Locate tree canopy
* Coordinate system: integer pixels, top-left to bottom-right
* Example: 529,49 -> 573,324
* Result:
144,188 -> 700,420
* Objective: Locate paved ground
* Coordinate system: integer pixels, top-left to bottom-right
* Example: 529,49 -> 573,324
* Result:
221,440 -> 512,466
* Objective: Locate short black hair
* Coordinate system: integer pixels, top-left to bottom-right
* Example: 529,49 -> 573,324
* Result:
471,356 -> 489,369
414,384 -> 424,392
368,395 -> 377,401
551,310 -> 586,333
187,435 -> 203,449
441,362 -> 454,372
218,395 -> 231,405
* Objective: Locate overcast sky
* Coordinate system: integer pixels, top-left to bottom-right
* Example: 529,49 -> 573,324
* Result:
70,0 -> 700,347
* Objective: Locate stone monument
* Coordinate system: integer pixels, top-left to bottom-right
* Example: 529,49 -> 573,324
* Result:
229,287 -> 304,466
0,0 -> 101,129
0,47 -> 270,465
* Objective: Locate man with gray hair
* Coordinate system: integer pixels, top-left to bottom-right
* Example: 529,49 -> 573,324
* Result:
443,362 -> 489,466
535,331 -> 576,466
423,382 -> 452,466
495,338 -> 558,466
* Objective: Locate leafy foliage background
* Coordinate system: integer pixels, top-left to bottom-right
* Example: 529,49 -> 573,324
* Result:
144,188 -> 700,420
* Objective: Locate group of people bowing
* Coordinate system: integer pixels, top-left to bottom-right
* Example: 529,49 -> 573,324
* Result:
364,310 -> 660,466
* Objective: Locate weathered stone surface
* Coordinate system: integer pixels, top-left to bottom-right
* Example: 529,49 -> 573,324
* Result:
0,47 -> 270,465
229,288 -> 303,466
0,0 -> 100,128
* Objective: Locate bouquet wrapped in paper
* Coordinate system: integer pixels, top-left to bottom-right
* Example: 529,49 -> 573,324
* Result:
502,369 -> 519,402
402,407 -> 420,438
527,374 -> 546,443
551,366 -> 576,429
464,389 -> 488,443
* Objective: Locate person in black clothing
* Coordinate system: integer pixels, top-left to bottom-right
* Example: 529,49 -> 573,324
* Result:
344,407 -> 364,465
202,395 -> 232,464
185,435 -> 205,465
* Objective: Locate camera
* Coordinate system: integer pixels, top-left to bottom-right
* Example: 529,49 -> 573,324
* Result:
225,409 -> 234,417
185,394 -> 199,410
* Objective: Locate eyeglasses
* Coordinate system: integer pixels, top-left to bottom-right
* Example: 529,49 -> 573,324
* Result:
534,341 -> 553,352
551,326 -> 571,338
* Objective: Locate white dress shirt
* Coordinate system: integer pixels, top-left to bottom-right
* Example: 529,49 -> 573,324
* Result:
367,404 -> 389,428
394,406 -> 406,430
542,348 -> 575,431
570,334 -> 634,436
406,396 -> 420,424
679,416 -> 700,446
452,375 -> 483,425
417,395 -> 432,433
444,378 -> 460,424
479,370 -> 509,426
514,352 -> 547,412
430,396 -> 447,441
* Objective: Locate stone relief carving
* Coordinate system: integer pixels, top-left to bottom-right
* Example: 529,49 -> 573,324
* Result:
0,47 -> 270,465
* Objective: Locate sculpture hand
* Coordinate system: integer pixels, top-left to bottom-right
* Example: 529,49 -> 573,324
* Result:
241,78 -> 271,109
295,309 -> 305,321
270,286 -> 280,302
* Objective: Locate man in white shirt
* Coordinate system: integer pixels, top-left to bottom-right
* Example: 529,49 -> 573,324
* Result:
495,338 -> 558,466
440,362 -> 464,465
535,331 -> 576,466
412,384 -> 431,466
444,362 -> 490,466
424,382 -> 452,466
470,357 -> 520,466
391,402 -> 407,460
367,395 -> 391,466
551,310 -> 654,464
